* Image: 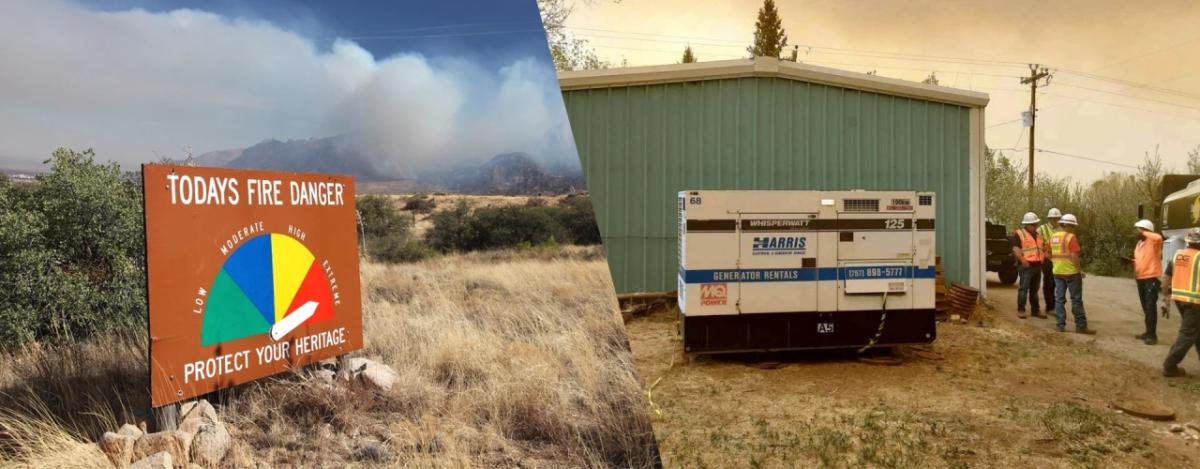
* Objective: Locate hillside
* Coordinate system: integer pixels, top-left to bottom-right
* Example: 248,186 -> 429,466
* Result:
195,138 -> 585,195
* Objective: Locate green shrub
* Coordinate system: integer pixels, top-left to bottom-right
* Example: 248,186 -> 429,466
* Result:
403,194 -> 437,214
470,205 -> 567,250
426,197 -> 602,252
426,201 -> 478,252
0,148 -> 146,349
357,195 -> 430,263
357,195 -> 412,239
555,195 -> 602,245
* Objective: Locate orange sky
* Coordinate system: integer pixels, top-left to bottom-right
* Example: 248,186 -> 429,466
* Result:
565,0 -> 1200,182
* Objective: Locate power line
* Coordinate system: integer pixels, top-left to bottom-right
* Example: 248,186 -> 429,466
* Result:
567,25 -> 1032,69
1052,81 -> 1200,112
1035,149 -> 1141,170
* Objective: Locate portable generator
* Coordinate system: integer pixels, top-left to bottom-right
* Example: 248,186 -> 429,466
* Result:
676,190 -> 937,353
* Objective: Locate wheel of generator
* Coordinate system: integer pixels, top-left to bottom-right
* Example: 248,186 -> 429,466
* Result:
998,269 -> 1018,285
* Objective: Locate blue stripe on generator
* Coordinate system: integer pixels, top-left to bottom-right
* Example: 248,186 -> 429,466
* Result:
680,266 -> 936,284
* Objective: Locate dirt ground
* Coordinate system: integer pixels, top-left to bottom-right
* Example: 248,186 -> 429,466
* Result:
626,274 -> 1200,468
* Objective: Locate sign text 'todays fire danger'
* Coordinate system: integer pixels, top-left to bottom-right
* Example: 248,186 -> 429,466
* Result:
165,174 -> 345,207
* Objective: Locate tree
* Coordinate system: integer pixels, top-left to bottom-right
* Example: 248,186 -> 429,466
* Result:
0,148 -> 146,348
1135,145 -> 1166,221
539,0 -> 609,71
1187,145 -> 1200,174
681,45 -> 697,64
747,0 -> 788,58
922,72 -> 940,86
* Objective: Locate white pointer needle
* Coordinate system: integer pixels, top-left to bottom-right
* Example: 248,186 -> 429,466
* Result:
270,301 -> 318,341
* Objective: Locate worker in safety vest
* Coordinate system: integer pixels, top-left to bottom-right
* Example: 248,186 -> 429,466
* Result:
1131,219 -> 1163,345
1049,214 -> 1095,334
1161,228 -> 1200,377
1010,212 -> 1047,318
1038,208 -> 1063,311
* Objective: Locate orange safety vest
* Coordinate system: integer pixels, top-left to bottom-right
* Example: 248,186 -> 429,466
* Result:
1134,232 -> 1163,280
1015,228 -> 1046,263
1171,248 -> 1200,304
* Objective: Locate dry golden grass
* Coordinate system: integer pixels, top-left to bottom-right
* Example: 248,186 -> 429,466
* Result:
0,246 -> 656,468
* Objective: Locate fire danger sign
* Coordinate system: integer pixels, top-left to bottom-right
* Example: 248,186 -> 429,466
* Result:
143,164 -> 363,406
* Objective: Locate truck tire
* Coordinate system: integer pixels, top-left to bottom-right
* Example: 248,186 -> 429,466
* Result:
998,269 -> 1018,285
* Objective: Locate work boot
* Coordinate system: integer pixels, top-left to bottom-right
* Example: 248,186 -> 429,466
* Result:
1144,337 -> 1158,345
1164,366 -> 1187,377
1031,310 -> 1045,318
1017,310 -> 1027,319
1135,332 -> 1148,340
1056,326 -> 1065,333
1075,328 -> 1097,335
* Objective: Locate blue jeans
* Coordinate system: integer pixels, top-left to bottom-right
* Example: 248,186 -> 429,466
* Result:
1055,275 -> 1087,330
1136,278 -> 1160,338
1017,262 -> 1042,312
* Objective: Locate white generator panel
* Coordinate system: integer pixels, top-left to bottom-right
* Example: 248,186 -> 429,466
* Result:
676,190 -> 937,353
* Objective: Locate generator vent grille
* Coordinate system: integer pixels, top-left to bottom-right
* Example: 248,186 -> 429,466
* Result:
843,198 -> 880,212
677,195 -> 686,267
919,195 -> 933,206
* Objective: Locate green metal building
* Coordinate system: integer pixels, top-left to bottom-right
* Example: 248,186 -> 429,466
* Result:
560,57 -> 990,295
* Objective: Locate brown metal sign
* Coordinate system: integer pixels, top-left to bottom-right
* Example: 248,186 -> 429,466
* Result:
143,164 -> 363,407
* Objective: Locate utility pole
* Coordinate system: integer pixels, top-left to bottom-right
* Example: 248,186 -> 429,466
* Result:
1020,64 -> 1052,191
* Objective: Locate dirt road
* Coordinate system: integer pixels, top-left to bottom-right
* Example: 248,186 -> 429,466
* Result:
626,274 -> 1200,468
988,272 -> 1189,372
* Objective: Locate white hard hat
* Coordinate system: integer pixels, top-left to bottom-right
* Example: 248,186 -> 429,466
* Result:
1059,214 -> 1078,226
1046,208 -> 1062,219
1135,219 -> 1155,231
1021,212 -> 1040,224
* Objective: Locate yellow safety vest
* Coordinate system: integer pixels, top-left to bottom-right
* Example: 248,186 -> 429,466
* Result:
1049,231 -> 1079,276
1171,248 -> 1200,304
1037,223 -> 1057,254
1014,228 -> 1045,263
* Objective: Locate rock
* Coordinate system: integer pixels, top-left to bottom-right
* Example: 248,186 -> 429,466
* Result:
118,424 -> 144,439
1171,424 -> 1185,433
1187,422 -> 1200,432
133,431 -> 190,467
99,432 -> 136,467
342,357 -> 398,391
179,400 -> 220,436
130,451 -> 173,469
359,363 -> 399,391
189,421 -> 231,469
180,400 -> 219,425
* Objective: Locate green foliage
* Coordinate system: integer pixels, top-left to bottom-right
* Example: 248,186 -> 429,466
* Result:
681,45 -> 697,64
357,195 -> 430,263
986,147 -> 1167,277
357,195 -> 412,239
426,201 -> 478,253
0,148 -> 146,349
555,195 -> 603,245
426,196 -> 602,252
747,0 -> 788,58
403,194 -> 437,214
539,0 -> 611,71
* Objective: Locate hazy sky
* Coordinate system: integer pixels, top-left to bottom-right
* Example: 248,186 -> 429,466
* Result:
0,0 -> 575,173
565,0 -> 1200,182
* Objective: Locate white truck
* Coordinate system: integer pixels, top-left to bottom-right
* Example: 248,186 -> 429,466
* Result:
677,190 -> 938,353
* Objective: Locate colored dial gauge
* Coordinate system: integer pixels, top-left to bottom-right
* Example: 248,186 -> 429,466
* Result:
201,233 -> 333,346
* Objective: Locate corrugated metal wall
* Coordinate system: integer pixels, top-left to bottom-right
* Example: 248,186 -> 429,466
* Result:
563,76 -> 971,294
